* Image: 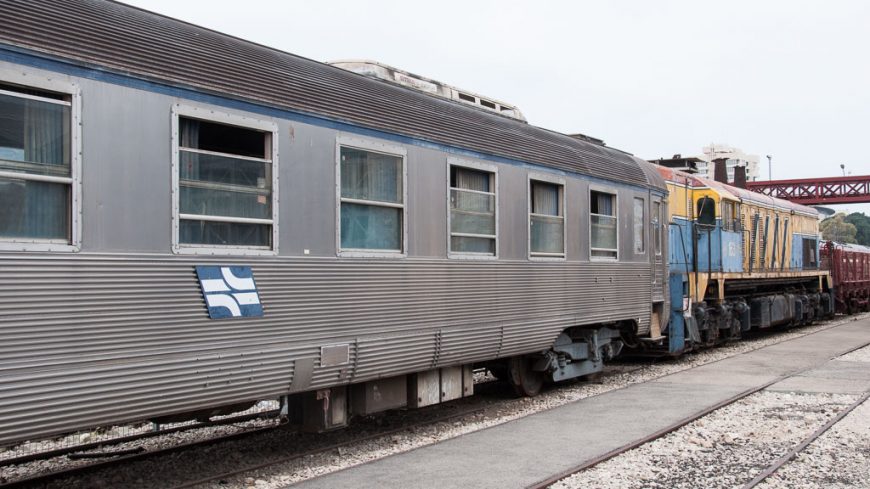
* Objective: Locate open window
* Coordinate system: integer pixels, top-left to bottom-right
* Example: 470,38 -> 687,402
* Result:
172,105 -> 278,255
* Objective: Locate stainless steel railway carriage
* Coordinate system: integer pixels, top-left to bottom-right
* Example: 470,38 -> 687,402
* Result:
0,0 -> 669,446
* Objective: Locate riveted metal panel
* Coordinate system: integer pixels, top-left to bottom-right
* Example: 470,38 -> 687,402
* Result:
320,344 -> 350,367
440,366 -> 463,402
408,369 -> 441,408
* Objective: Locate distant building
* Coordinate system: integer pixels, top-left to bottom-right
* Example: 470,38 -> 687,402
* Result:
696,144 -> 760,182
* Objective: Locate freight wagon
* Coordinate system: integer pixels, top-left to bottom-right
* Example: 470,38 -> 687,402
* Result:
822,241 -> 870,314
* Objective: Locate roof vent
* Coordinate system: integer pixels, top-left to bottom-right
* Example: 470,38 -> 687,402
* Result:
328,60 -> 526,122
567,133 -> 606,147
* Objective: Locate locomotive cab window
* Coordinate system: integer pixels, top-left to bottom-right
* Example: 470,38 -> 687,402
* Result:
449,163 -> 496,256
590,190 -> 617,259
339,142 -> 406,255
803,237 -> 819,269
0,80 -> 79,251
696,197 -> 716,226
172,106 -> 278,254
529,179 -> 564,258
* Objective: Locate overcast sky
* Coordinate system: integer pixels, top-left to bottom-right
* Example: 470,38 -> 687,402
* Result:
123,0 -> 870,212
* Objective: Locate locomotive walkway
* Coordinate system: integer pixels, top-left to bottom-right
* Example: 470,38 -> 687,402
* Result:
290,318 -> 870,489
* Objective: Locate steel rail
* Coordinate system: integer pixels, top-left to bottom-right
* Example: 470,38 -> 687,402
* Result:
741,390 -> 870,489
525,379 -> 786,489
0,409 -> 281,467
0,418 -> 286,489
2,405 -> 484,489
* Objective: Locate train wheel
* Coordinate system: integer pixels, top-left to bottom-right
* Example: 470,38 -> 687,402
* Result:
507,356 -> 545,397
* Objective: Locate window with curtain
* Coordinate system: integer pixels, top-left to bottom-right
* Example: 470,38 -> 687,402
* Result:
590,190 -> 617,259
449,165 -> 496,255
633,197 -> 645,254
0,83 -> 71,242
530,180 -> 564,257
178,117 -> 273,248
340,147 -> 404,251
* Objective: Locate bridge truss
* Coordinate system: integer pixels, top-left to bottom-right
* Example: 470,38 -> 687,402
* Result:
746,175 -> 870,205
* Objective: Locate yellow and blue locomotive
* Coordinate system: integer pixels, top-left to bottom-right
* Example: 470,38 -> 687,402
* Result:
657,166 -> 833,354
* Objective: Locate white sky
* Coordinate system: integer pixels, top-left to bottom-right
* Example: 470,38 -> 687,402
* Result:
122,0 -> 870,213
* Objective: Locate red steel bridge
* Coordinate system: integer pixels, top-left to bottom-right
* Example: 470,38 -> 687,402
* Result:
747,175 -> 870,205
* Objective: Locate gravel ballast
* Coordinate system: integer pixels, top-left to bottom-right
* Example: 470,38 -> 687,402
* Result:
757,344 -> 870,489
550,391 -> 859,489
551,343 -> 870,489
755,397 -> 870,488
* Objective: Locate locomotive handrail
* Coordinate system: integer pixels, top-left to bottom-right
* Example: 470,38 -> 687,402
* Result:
670,222 -> 692,312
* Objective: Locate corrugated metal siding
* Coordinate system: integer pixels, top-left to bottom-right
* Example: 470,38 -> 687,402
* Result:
438,325 -> 505,366
0,0 -> 662,190
0,253 -> 651,445
653,256 -> 666,302
0,350 -> 295,443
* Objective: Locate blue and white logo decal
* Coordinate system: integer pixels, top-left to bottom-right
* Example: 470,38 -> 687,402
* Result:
195,266 -> 263,319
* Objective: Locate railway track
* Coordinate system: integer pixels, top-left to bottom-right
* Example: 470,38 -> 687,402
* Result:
0,367 -> 594,488
740,391 -> 870,489
1,418 -> 284,488
0,409 -> 282,467
527,338 -> 870,489
1,403 -> 486,489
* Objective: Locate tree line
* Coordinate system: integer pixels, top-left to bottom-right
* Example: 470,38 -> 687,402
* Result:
820,212 -> 870,245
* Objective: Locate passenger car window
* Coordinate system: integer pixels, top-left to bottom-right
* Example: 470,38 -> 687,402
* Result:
177,117 -> 274,248
590,190 -> 617,259
449,165 -> 496,255
530,180 -> 564,257
340,147 -> 404,252
0,83 -> 72,243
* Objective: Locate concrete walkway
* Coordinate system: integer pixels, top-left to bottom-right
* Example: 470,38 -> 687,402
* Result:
291,319 -> 870,489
